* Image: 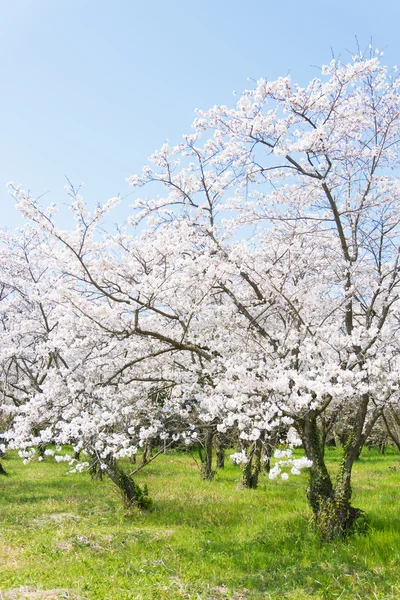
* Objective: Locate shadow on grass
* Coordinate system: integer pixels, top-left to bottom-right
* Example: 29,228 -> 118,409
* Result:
168,516 -> 400,597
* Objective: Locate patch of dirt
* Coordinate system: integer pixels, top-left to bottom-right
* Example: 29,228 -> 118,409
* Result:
33,513 -> 80,526
123,527 -> 175,542
0,541 -> 23,570
210,587 -> 251,599
0,588 -> 80,600
71,534 -> 101,549
54,540 -> 74,552
55,533 -> 113,552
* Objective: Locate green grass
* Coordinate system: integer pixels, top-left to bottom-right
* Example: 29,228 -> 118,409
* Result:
1,447 -> 400,599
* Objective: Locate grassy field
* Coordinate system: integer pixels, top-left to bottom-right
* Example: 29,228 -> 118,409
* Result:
1,447 -> 400,600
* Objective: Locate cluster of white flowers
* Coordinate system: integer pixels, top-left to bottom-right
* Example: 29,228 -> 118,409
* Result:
269,452 -> 313,481
68,462 -> 90,474
230,450 -> 249,465
54,454 -> 73,463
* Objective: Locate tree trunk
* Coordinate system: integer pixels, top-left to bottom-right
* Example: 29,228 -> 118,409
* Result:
382,410 -> 400,452
379,439 -> 386,455
101,459 -> 151,509
141,439 -> 153,466
38,443 -> 46,458
199,429 -> 215,480
214,434 -> 225,469
242,438 -> 263,489
88,453 -> 103,480
312,466 -> 362,540
261,432 -> 279,473
299,413 -> 363,539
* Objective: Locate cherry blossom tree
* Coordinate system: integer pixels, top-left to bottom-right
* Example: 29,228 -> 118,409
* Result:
126,51 -> 400,537
3,189 -> 234,499
0,226 -> 68,475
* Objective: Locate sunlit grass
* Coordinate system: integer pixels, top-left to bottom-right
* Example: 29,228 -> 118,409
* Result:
1,446 -> 400,599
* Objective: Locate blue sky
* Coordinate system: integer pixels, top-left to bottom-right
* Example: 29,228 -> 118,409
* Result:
1,0 -> 400,228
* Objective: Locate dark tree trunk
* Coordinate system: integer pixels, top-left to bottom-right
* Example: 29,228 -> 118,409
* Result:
214,434 -> 225,469
299,412 -> 364,539
242,437 -> 263,489
38,443 -> 46,458
199,429 -> 215,480
141,439 -> 153,466
382,410 -> 400,452
89,453 -> 103,481
261,431 -> 279,473
101,459 -> 151,509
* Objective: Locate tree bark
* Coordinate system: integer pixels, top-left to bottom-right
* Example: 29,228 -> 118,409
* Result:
101,459 -> 151,509
214,434 -> 225,469
242,438 -> 263,489
38,443 -> 46,458
382,410 -> 400,453
89,453 -> 103,480
199,429 -> 215,480
299,413 -> 363,539
141,439 -> 153,466
261,431 -> 279,473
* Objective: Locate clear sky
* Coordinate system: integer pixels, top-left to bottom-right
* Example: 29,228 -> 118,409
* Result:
1,0 -> 400,228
